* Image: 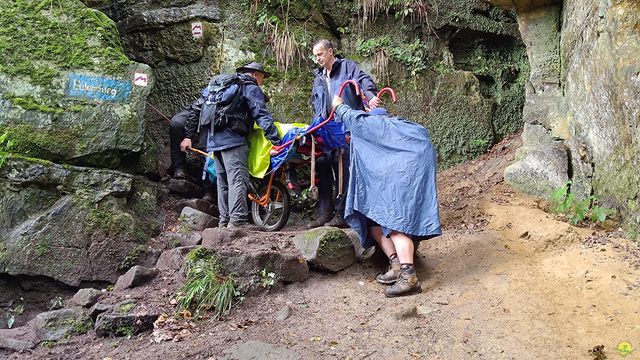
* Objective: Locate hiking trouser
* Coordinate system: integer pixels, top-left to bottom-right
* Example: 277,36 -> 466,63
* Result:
213,144 -> 249,225
317,147 -> 350,217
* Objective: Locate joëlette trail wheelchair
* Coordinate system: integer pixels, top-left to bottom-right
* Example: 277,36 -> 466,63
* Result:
191,80 -> 396,232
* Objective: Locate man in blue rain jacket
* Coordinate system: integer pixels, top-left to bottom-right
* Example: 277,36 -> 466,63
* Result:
307,39 -> 381,229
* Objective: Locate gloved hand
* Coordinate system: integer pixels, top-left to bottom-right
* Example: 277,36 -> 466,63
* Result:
332,95 -> 344,109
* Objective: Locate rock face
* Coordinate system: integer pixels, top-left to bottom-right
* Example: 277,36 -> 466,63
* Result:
0,158 -> 158,286
491,0 -> 640,228
0,0 -> 153,169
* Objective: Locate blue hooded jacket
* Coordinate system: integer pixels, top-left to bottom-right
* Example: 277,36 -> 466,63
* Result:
311,58 -> 378,120
184,74 -> 280,151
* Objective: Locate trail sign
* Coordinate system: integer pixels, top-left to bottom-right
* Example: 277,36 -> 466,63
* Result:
134,73 -> 148,87
191,22 -> 203,38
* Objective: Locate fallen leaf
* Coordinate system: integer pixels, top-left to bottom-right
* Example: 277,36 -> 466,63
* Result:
617,341 -> 633,356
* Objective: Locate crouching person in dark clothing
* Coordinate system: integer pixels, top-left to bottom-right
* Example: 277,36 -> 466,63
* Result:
331,95 -> 442,297
182,62 -> 280,229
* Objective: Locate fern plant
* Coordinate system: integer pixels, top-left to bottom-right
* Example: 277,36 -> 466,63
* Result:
175,248 -> 240,320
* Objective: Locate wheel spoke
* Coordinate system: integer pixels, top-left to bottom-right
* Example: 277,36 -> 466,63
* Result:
262,210 -> 273,225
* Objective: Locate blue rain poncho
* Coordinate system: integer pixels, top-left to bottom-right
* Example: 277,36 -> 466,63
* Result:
334,105 -> 442,248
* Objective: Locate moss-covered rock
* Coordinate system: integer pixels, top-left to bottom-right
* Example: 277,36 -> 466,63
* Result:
0,0 -> 153,169
293,227 -> 356,272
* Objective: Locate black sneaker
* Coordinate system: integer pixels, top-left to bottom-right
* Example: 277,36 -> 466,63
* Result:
384,268 -> 422,297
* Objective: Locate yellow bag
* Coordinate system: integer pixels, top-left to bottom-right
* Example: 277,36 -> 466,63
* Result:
247,122 -> 306,178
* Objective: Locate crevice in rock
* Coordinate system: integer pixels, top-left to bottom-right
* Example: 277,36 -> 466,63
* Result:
0,274 -> 77,329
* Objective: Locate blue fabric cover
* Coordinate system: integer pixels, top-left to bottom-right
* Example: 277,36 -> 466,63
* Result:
334,105 -> 442,248
270,115 -> 348,171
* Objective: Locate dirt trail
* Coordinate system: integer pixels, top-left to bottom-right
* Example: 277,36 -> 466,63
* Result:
9,134 -> 640,360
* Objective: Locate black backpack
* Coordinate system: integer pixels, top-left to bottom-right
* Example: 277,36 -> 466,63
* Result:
199,73 -> 254,135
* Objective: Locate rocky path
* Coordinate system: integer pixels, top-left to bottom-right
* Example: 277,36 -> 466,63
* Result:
7,135 -> 640,360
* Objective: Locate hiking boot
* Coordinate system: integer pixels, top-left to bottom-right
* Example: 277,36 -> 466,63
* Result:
325,215 -> 348,228
306,212 -> 334,230
376,258 -> 401,285
227,222 -> 260,231
384,267 -> 422,298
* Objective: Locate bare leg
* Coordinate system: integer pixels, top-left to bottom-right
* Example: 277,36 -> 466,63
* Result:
370,226 -> 396,258
384,230 -> 421,297
389,231 -> 414,264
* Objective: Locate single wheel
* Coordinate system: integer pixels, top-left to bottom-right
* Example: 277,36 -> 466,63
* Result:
251,180 -> 291,231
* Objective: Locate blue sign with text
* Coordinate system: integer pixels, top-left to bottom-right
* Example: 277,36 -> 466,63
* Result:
67,74 -> 131,102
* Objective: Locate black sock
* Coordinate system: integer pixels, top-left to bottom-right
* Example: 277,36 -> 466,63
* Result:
400,263 -> 414,271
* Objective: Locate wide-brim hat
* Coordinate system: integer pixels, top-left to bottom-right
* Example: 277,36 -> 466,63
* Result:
235,62 -> 271,78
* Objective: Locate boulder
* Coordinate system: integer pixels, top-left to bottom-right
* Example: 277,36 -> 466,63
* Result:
155,246 -> 196,272
94,306 -> 158,337
180,207 -> 217,231
0,0 -> 153,169
0,159 -> 158,286
504,123 -> 569,198
29,308 -> 90,342
182,198 -> 219,217
0,327 -> 36,351
72,288 -> 102,308
114,266 -> 160,291
202,228 -> 309,286
292,227 -> 356,272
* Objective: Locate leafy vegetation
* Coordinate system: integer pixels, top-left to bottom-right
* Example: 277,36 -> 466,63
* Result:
356,36 -> 430,78
0,131 -> 15,168
175,248 -> 240,320
359,0 -> 441,29
257,268 -> 276,288
252,0 -> 312,71
549,181 -> 616,225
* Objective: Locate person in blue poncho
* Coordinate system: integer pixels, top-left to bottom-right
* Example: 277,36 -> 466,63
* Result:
331,95 -> 442,297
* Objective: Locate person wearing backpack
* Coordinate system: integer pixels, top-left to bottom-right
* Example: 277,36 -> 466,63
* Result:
181,62 -> 281,229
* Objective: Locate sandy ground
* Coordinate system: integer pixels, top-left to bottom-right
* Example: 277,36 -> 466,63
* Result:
7,134 -> 640,360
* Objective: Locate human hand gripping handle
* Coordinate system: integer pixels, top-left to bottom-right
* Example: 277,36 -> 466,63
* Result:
332,95 -> 344,109
368,96 -> 381,109
180,138 -> 192,152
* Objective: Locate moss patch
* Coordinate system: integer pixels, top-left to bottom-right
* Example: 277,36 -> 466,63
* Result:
0,0 -> 134,113
0,0 -> 132,86
0,124 -> 81,162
